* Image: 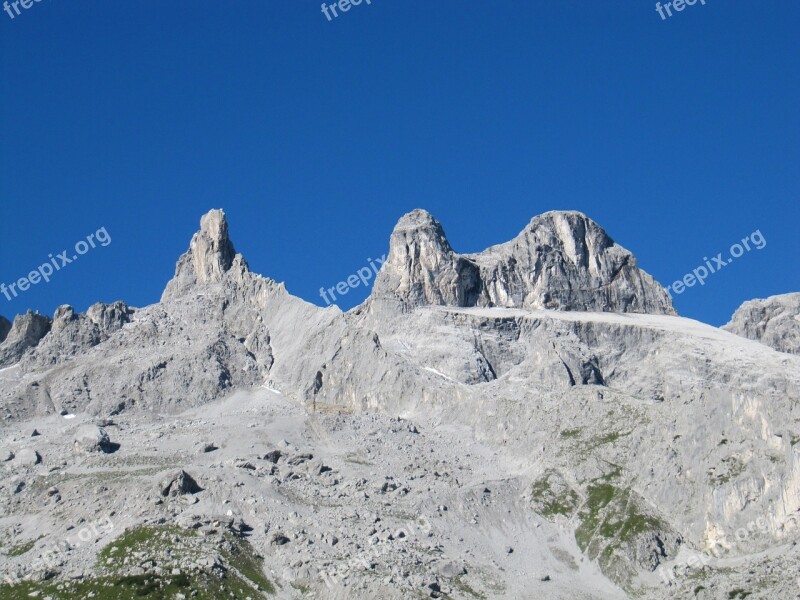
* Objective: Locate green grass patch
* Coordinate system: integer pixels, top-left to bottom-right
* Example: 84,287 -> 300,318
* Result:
451,576 -> 487,599
97,525 -> 193,563
1,524 -> 275,599
709,456 -> 747,486
222,532 -> 275,594
291,581 -> 312,594
574,480 -> 670,593
594,431 -> 630,445
530,470 -> 580,519
5,539 -> 37,557
560,428 -> 583,439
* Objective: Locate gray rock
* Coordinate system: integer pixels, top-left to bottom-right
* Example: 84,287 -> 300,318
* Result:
287,453 -> 313,466
434,560 -> 466,578
161,209 -> 249,301
270,533 -> 290,546
0,208 -> 798,600
14,448 -> 41,466
263,450 -> 282,463
0,315 -> 10,343
21,302 -> 133,368
0,310 -> 51,367
73,425 -> 113,453
0,448 -> 13,461
366,209 -> 675,315
723,292 -> 800,354
160,470 -> 202,497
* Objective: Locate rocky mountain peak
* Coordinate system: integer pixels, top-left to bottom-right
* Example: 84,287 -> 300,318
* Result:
0,207 -> 798,600
521,210 -> 613,269
0,315 -> 10,343
162,209 -> 249,301
377,209 -> 481,308
369,209 -> 675,315
393,208 -> 449,238
723,292 -> 800,354
0,310 -> 52,367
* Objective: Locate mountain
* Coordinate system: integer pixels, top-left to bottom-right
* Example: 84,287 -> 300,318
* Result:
1,209 -> 798,600
723,292 -> 800,355
0,310 -> 52,368
367,209 -> 675,315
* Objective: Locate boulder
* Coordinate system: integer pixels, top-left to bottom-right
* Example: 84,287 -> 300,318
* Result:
160,470 -> 202,497
14,448 -> 41,466
73,425 -> 114,453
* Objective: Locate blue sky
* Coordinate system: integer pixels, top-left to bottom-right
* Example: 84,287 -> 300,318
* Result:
1,0 -> 798,326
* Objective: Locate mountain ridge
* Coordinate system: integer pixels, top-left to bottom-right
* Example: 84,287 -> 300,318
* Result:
1,209 -> 799,600
365,208 -> 676,316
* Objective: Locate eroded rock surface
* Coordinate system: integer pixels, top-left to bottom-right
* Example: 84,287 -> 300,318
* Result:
0,310 -> 52,367
0,209 -> 797,600
0,315 -> 11,343
724,292 -> 800,354
367,209 -> 675,315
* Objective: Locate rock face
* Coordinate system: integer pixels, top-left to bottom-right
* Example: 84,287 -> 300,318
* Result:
368,209 -> 675,315
723,293 -> 800,354
0,315 -> 11,343
0,208 -> 798,600
373,209 -> 483,308
0,310 -> 52,367
0,303 -> 133,370
161,208 -> 249,301
21,302 -> 134,368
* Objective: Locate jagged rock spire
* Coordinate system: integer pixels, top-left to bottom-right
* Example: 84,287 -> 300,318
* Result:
375,209 -> 482,308
162,209 -> 249,300
0,310 -> 52,367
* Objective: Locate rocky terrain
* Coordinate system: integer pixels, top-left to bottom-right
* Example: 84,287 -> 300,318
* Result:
1,209 -> 799,599
724,292 -> 800,355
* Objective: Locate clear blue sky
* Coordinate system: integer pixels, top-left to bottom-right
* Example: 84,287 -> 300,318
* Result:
1,0 -> 798,326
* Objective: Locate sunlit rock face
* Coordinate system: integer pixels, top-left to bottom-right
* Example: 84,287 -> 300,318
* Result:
369,209 -> 675,315
724,292 -> 800,354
